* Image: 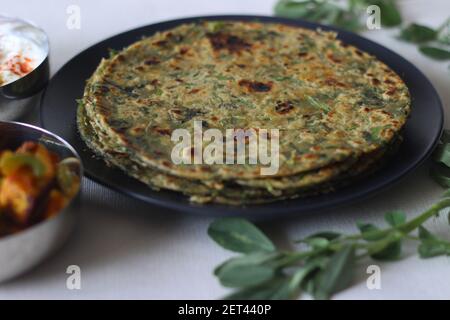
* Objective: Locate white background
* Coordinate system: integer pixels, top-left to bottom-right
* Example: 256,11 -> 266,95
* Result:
1,0 -> 450,299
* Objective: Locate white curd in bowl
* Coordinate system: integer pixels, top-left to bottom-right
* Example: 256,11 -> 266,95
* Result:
0,15 -> 48,87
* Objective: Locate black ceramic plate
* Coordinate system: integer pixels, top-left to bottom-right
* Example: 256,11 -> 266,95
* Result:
40,15 -> 443,218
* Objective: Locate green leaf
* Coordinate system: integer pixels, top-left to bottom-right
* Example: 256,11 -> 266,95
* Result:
304,231 -> 342,241
371,239 -> 402,260
419,46 -> 450,60
371,0 -> 402,27
225,276 -> 291,300
433,143 -> 450,167
314,245 -> 355,300
274,0 -> 363,32
357,222 -> 384,241
287,256 -> 328,294
430,164 -> 450,188
294,230 -> 341,246
440,130 -> 450,144
208,218 -> 276,253
301,237 -> 330,249
441,189 -> 450,198
333,14 -> 362,32
419,240 -> 450,258
366,231 -> 403,261
399,23 -> 437,43
357,221 -> 402,259
437,18 -> 450,45
274,0 -> 312,19
418,225 -> 434,240
214,252 -> 280,276
217,264 -> 275,288
418,226 -> 450,258
302,277 -> 316,296
356,222 -> 376,232
214,252 -> 280,287
431,173 -> 450,188
384,211 -> 406,227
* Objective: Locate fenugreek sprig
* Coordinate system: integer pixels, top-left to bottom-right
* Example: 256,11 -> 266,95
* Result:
274,0 -> 402,32
275,0 -> 450,62
208,192 -> 450,300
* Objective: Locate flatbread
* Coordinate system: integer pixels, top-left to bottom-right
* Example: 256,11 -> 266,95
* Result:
80,21 -> 410,181
77,20 -> 410,204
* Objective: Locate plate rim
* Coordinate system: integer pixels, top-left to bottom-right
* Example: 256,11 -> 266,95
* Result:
40,14 -> 444,218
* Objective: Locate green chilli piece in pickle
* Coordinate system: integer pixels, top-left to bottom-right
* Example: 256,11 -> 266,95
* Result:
0,152 -> 46,177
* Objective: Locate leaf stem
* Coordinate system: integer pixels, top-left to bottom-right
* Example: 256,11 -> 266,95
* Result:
398,198 -> 450,233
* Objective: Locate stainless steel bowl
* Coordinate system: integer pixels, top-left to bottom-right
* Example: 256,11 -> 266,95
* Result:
0,121 -> 82,283
0,15 -> 50,121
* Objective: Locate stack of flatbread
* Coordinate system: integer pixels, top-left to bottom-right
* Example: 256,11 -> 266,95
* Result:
77,21 -> 410,205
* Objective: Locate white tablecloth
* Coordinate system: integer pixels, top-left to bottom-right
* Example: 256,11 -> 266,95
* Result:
1,0 -> 449,299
